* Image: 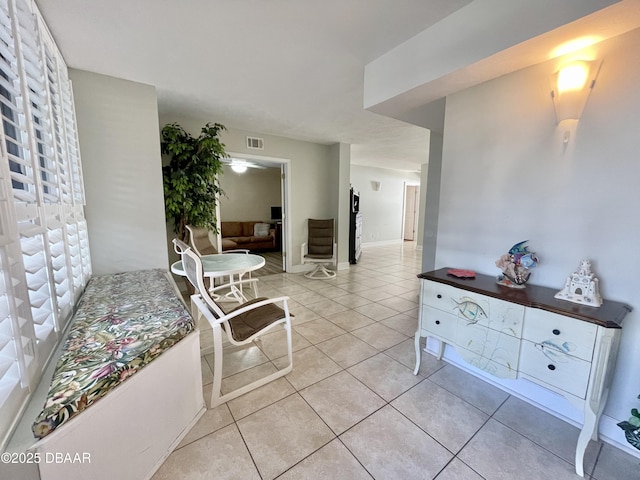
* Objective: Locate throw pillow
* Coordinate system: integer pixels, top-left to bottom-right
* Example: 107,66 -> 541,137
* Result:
253,223 -> 270,236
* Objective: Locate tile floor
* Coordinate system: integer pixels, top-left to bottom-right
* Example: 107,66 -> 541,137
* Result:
153,243 -> 639,480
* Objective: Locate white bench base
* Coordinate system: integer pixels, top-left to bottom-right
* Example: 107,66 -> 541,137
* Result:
3,330 -> 204,480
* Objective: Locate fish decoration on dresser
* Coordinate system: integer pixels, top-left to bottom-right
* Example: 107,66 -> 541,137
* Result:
452,297 -> 487,324
508,240 -> 530,255
534,339 -> 576,363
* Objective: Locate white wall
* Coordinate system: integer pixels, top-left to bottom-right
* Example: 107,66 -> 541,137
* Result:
157,116 -> 340,267
350,165 -> 420,245
436,28 -> 640,444
71,70 -> 169,274
331,143 -> 352,269
218,164 -> 281,222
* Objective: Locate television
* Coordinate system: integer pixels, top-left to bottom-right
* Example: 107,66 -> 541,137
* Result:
271,206 -> 282,221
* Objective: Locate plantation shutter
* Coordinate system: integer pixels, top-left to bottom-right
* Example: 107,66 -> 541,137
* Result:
13,0 -> 59,370
0,0 -> 36,445
0,0 -> 90,448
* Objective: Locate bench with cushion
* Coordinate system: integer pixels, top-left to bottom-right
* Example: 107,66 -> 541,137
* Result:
7,269 -> 205,480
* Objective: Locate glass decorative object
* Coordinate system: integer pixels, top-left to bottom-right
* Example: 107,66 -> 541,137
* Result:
495,240 -> 539,288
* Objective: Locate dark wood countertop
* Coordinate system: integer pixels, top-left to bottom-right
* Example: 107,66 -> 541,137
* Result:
418,268 -> 631,329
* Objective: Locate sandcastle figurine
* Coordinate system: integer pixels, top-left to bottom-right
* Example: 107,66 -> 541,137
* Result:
554,259 -> 602,307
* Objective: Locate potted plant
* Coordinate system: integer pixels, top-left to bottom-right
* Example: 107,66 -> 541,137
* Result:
618,394 -> 640,450
161,122 -> 227,242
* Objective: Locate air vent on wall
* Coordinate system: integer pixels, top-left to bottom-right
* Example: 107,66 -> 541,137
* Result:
246,136 -> 264,150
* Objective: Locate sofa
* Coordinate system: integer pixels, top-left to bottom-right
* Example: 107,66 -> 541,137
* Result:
221,221 -> 276,251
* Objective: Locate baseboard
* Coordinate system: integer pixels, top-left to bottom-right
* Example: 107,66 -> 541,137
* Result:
361,239 -> 403,248
423,340 -> 640,460
289,264 -> 310,274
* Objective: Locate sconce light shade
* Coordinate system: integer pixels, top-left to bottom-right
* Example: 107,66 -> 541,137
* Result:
371,181 -> 381,191
550,60 -> 600,124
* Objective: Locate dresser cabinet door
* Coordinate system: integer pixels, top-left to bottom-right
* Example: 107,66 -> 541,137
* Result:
456,320 -> 521,374
457,347 -> 518,379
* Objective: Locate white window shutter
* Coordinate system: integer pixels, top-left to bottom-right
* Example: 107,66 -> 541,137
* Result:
0,2 -> 37,430
0,0 -> 91,448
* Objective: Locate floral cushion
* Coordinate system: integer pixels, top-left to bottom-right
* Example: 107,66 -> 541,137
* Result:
32,269 -> 195,439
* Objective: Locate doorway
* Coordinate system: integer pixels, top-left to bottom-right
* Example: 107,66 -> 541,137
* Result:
218,152 -> 291,273
403,183 -> 420,241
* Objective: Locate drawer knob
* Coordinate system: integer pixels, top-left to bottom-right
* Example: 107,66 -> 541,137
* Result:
436,294 -> 442,299
547,364 -> 556,371
552,329 -> 560,335
435,320 -> 440,325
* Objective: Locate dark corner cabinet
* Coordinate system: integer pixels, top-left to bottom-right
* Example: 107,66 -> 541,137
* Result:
349,187 -> 362,264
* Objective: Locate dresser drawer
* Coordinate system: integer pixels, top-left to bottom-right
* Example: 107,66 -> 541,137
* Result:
422,280 -> 488,316
519,339 -> 591,398
523,309 -> 597,362
421,280 -> 524,337
456,320 -> 520,372
420,305 -> 457,343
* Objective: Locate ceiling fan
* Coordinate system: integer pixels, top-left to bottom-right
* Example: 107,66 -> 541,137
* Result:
223,158 -> 267,173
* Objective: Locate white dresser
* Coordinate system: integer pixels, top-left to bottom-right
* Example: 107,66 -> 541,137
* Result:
414,268 -> 631,477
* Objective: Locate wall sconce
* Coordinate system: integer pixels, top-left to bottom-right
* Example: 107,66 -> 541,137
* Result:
550,60 -> 600,124
371,181 -> 381,191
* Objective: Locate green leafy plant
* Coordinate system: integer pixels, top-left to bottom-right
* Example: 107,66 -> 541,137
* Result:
161,122 -> 227,241
617,394 -> 640,450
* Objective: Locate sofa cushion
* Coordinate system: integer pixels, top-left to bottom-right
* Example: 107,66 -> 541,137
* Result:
249,236 -> 271,243
221,222 -> 243,237
242,222 -> 259,236
228,236 -> 253,244
254,223 -> 270,236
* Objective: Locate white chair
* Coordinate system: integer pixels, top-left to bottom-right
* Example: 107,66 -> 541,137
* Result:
173,239 -> 293,408
185,224 -> 216,255
301,218 -> 337,279
185,224 -> 257,301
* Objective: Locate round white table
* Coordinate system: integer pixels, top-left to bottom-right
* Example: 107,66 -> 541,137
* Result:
171,253 -> 265,279
171,253 -> 265,303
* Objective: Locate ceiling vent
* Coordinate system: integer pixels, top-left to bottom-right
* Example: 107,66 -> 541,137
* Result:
246,136 -> 264,150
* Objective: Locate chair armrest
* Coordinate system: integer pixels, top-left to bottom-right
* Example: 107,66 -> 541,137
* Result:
190,294 -> 290,327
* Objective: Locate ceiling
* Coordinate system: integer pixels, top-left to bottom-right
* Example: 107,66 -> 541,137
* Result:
34,1 -> 640,172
